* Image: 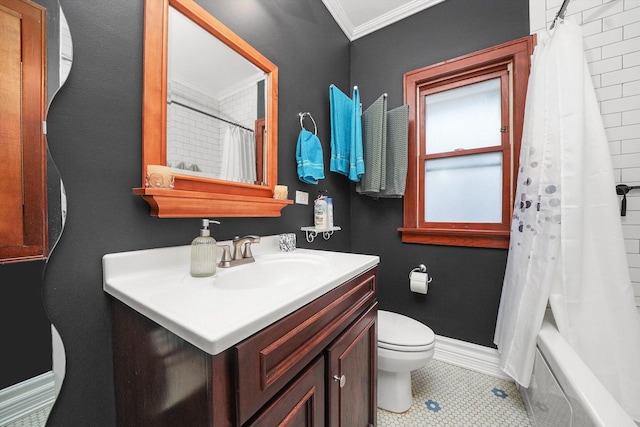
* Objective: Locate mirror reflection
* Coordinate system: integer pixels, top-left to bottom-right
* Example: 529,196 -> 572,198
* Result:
139,0 -> 284,218
167,6 -> 267,185
0,0 -> 71,424
45,2 -> 71,410
46,3 -> 71,255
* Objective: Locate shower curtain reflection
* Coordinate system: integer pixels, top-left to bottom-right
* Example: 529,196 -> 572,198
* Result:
220,126 -> 257,184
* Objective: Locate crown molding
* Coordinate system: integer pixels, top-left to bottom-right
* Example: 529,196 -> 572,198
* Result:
323,0 -> 447,41
322,0 -> 355,40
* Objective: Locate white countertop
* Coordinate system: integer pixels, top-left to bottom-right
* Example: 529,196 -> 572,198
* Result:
103,235 -> 379,355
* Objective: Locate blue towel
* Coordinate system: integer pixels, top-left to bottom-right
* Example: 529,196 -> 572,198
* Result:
329,84 -> 364,182
296,129 -> 324,184
350,87 -> 365,181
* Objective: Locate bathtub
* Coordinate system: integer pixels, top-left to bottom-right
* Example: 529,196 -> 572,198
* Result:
520,310 -> 638,427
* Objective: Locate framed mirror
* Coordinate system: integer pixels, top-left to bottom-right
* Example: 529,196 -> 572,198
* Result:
136,0 -> 291,217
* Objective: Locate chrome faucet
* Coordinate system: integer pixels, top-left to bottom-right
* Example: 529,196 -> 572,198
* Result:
218,235 -> 260,268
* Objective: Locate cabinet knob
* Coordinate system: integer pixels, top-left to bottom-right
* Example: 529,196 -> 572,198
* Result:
333,374 -> 346,388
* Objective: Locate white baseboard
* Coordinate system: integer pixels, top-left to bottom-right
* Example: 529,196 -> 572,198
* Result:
433,334 -> 512,381
0,371 -> 55,425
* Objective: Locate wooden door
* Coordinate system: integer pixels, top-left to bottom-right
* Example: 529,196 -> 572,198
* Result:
0,0 -> 47,262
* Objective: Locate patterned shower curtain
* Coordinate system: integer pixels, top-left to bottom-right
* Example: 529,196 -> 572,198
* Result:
494,19 -> 640,421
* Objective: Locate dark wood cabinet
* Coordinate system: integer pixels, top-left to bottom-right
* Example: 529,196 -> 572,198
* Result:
111,267 -> 377,426
327,305 -> 377,427
247,356 -> 325,427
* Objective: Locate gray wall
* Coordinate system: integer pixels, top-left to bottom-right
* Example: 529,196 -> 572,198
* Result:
350,0 -> 529,347
0,261 -> 50,389
43,1 -> 350,425
0,0 -> 528,425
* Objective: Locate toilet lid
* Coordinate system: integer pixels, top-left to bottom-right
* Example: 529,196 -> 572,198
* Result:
378,310 -> 435,352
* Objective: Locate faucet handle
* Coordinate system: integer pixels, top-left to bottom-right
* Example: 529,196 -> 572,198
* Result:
242,236 -> 260,258
218,244 -> 232,268
243,243 -> 254,259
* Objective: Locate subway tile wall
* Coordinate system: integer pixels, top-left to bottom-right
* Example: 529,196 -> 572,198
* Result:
529,0 -> 640,307
166,81 -> 257,176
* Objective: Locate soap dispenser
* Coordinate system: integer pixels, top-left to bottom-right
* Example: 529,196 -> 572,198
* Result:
190,219 -> 219,277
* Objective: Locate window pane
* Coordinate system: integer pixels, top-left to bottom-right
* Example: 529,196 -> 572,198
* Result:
425,152 -> 502,223
425,79 -> 501,154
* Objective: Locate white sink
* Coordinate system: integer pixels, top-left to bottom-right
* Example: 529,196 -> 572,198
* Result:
213,253 -> 330,290
103,235 -> 379,355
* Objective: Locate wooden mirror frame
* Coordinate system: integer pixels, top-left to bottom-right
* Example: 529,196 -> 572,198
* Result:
135,0 -> 291,217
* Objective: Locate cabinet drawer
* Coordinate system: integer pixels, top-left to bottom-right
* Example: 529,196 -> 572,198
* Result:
235,267 -> 377,425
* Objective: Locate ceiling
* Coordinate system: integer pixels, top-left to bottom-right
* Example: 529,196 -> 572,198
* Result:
169,0 -> 449,100
322,0 -> 447,41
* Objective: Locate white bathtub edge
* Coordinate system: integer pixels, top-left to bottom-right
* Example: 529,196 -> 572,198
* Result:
537,319 -> 637,427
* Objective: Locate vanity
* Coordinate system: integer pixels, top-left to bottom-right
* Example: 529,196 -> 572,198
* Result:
103,236 -> 379,426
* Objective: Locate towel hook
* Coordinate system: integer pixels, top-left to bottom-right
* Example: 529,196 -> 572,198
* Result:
299,112 -> 317,135
616,184 -> 640,216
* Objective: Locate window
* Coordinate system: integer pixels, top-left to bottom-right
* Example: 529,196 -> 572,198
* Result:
400,36 -> 534,249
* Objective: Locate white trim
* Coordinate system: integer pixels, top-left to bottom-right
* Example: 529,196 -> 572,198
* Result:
433,334 -> 512,381
322,0 -> 354,40
528,0 -> 547,36
0,371 -> 55,425
323,0 -> 446,41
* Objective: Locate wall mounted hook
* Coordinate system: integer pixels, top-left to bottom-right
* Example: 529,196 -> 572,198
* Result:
616,184 -> 640,216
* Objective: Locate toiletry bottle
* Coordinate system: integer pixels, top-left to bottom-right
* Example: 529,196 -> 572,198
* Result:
314,192 -> 328,230
326,197 -> 334,228
190,219 -> 219,277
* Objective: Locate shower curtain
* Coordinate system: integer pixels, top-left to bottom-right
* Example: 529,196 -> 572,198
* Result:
494,19 -> 640,421
220,126 -> 256,184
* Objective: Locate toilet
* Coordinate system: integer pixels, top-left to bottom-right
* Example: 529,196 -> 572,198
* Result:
377,310 -> 435,413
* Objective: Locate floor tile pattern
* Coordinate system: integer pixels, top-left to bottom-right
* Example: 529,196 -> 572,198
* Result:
5,360 -> 531,426
1,403 -> 52,427
378,359 -> 531,426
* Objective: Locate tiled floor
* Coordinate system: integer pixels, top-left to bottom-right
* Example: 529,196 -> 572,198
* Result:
378,359 -> 531,426
4,360 -> 530,426
1,403 -> 52,427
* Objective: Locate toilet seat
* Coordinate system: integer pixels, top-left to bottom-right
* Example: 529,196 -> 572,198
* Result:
378,310 -> 435,352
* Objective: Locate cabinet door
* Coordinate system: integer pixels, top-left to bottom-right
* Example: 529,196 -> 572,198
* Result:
326,303 -> 377,427
248,356 -> 325,427
235,268 -> 376,424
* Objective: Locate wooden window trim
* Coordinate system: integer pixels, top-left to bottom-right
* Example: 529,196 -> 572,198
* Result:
399,35 -> 535,249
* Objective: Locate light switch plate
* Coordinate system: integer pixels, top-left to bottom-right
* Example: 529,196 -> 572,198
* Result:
295,191 -> 309,205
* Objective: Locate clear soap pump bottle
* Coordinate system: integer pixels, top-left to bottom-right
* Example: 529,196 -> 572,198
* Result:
190,219 -> 219,277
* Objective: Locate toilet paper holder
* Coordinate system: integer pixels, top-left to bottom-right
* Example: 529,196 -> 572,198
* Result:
409,264 -> 427,277
409,264 -> 432,284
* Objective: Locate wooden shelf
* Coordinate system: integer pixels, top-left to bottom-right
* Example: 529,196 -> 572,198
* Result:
133,187 -> 292,218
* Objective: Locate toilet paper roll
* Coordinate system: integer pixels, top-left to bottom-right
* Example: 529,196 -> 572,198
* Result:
410,271 -> 430,294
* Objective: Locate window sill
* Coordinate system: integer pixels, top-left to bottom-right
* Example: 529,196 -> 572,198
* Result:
398,227 -> 509,249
